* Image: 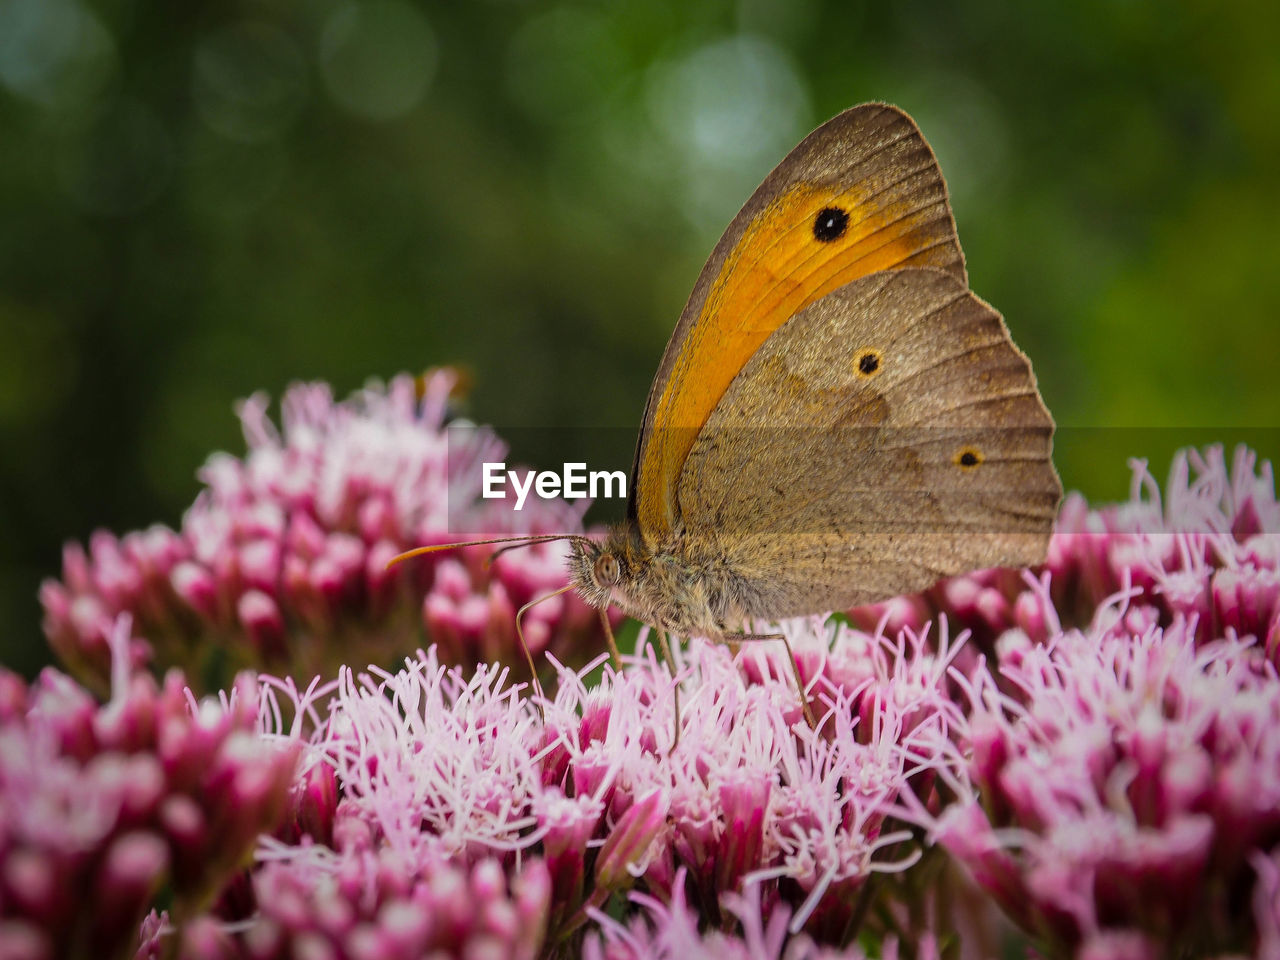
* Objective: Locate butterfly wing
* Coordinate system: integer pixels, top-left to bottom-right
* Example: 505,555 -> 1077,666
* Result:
675,267 -> 1061,615
630,103 -> 968,546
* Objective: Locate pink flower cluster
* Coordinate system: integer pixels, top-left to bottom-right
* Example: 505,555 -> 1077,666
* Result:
180,626 -> 953,958
895,445 -> 1280,958
850,445 -> 1280,663
540,626 -> 957,943
0,618 -> 298,960
929,607 -> 1280,958
15,369 -> 1280,960
39,372 -> 609,694
582,871 -> 934,960
139,853 -> 552,960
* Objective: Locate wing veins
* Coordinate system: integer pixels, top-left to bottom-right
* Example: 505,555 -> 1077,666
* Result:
881,338 -> 1021,394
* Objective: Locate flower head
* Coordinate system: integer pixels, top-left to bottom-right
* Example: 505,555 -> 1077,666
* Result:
41,371 -> 611,693
208,605 -> 961,955
0,617 -> 297,960
30,404 -> 1280,960
237,849 -> 551,960
849,445 -> 1280,660
582,868 -> 933,960
929,579 -> 1280,955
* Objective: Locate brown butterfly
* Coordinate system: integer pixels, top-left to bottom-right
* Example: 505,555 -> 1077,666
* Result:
397,103 -> 1062,729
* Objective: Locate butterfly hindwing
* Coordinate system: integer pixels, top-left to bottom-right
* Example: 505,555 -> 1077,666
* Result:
674,267 -> 1061,614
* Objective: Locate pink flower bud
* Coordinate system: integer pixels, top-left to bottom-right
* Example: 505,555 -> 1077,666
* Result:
171,562 -> 219,620
715,769 -> 769,892
237,539 -> 281,594
597,789 -> 669,891
176,915 -> 238,960
0,922 -> 50,960
538,790 -> 602,905
364,539 -> 401,615
357,496 -> 396,543
93,832 -> 169,951
237,590 -> 286,659
1078,930 -> 1158,960
2,851 -> 59,924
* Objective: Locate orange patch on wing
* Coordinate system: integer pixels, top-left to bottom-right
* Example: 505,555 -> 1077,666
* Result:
637,181 -> 954,541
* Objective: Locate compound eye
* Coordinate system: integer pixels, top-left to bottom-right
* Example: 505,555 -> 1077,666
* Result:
593,553 -> 620,586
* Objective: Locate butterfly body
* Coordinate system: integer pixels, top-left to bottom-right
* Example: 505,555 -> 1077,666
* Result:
569,523 -> 753,638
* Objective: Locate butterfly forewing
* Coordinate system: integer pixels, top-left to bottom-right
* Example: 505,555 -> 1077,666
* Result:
630,104 -> 969,546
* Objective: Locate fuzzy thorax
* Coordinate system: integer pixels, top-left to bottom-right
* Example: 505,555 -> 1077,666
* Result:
567,522 -> 752,638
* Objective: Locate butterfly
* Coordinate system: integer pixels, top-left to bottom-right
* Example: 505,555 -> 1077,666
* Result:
397,103 -> 1062,730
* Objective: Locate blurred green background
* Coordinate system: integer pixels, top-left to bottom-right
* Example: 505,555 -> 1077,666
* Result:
1,0 -> 1278,674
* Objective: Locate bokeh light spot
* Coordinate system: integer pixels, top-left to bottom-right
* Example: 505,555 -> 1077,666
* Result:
0,0 -> 115,110
319,1 -> 437,122
644,34 -> 810,230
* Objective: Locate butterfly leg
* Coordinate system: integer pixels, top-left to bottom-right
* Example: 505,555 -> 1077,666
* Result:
515,582 -> 576,719
655,629 -> 681,751
599,607 -> 623,670
724,630 -> 816,729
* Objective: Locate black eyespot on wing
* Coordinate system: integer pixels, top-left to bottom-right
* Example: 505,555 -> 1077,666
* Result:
813,206 -> 849,242
954,447 -> 984,469
853,348 -> 882,378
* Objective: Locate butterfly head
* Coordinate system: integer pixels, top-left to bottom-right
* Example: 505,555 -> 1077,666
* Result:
568,524 -> 646,611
